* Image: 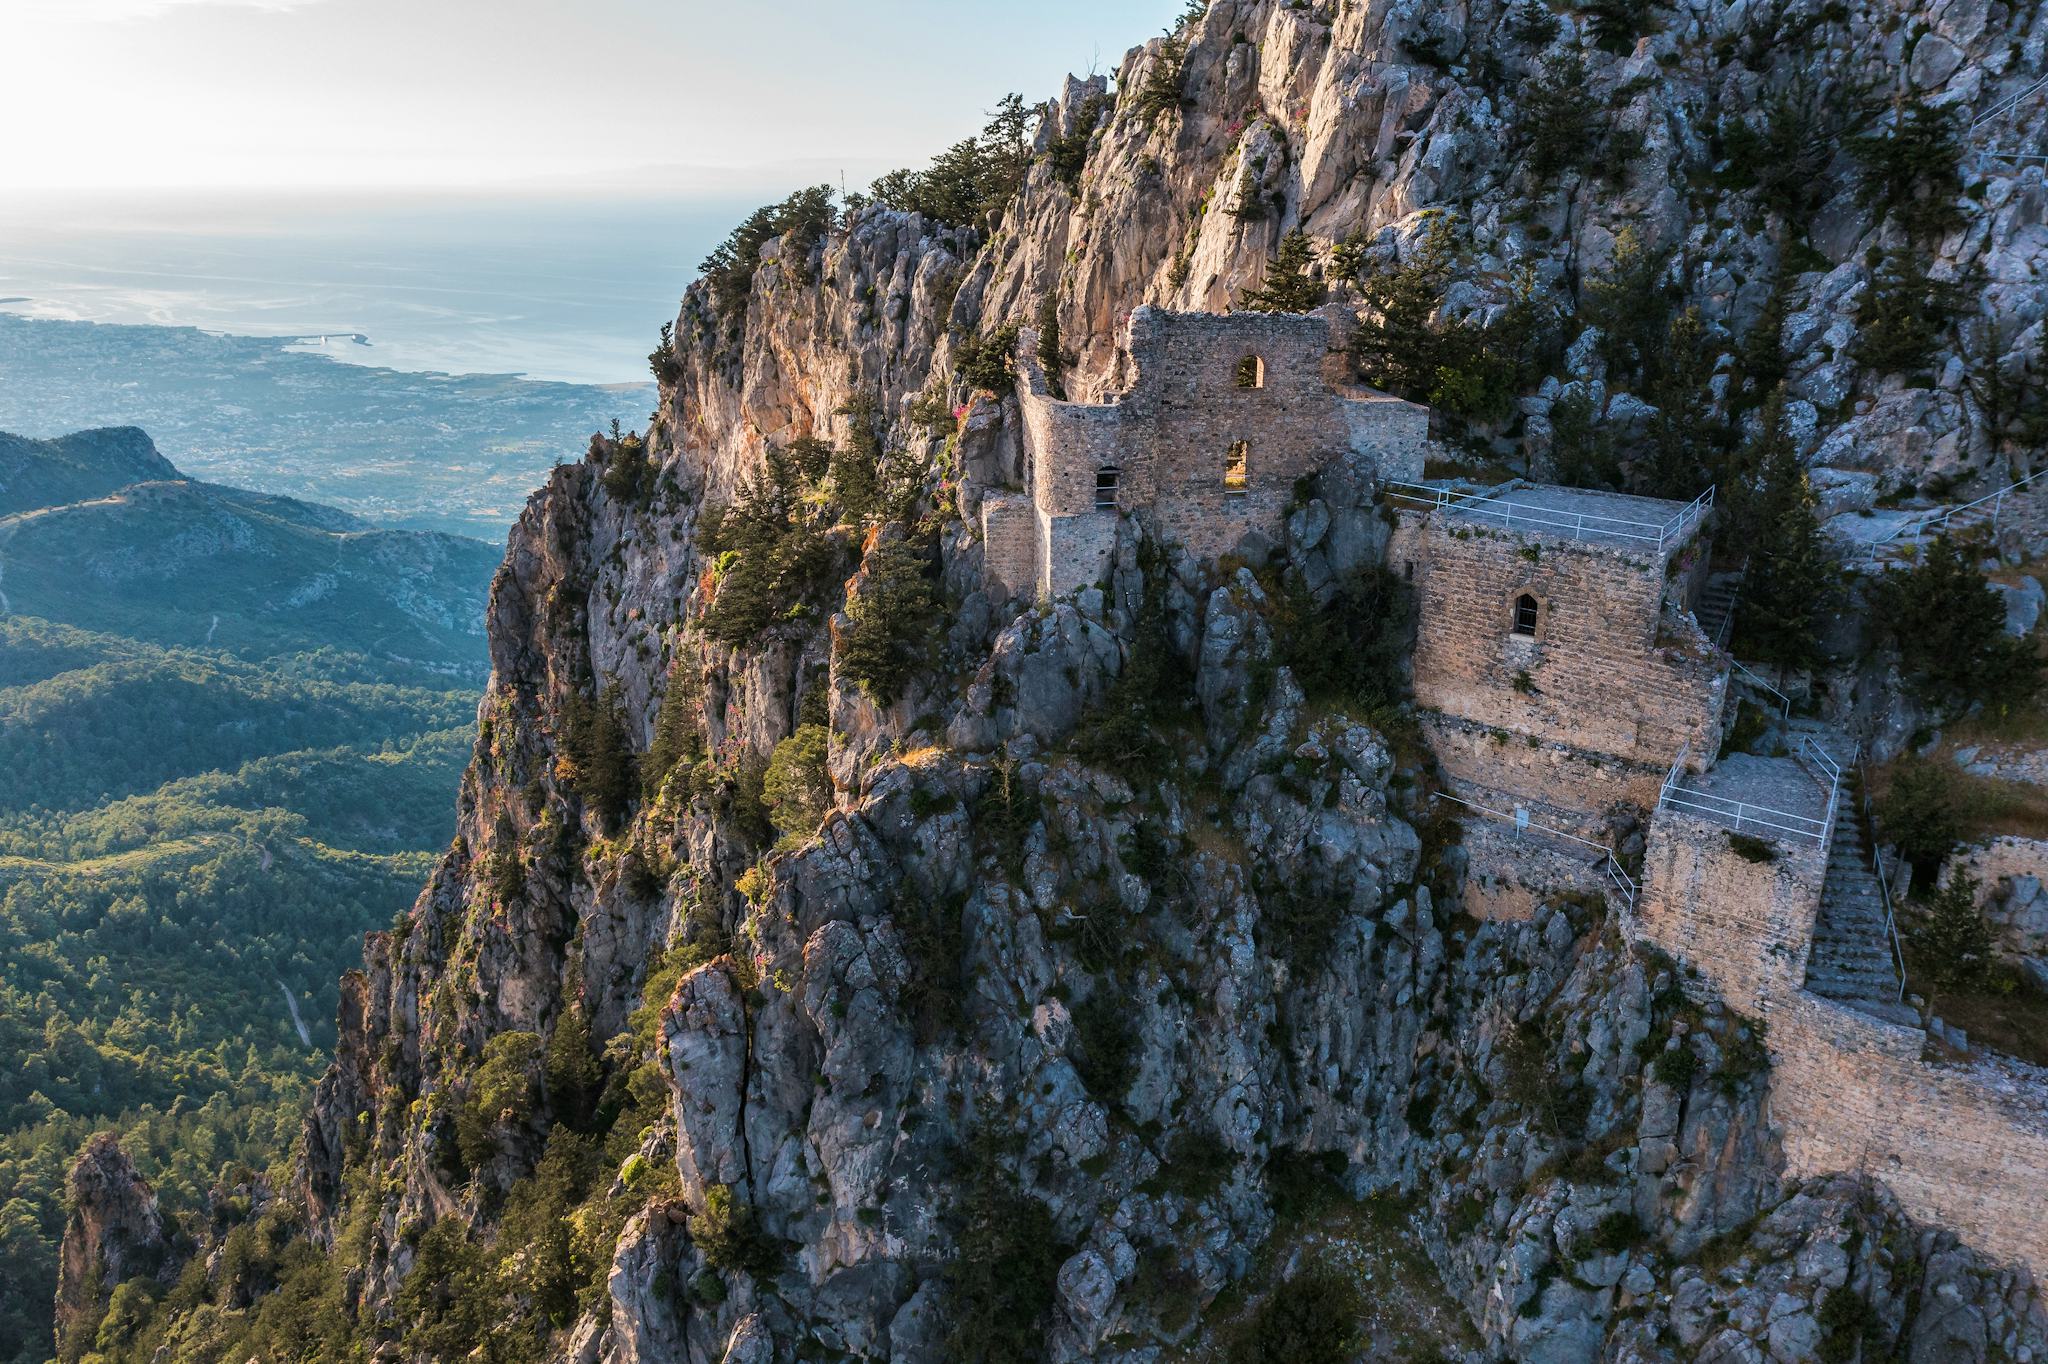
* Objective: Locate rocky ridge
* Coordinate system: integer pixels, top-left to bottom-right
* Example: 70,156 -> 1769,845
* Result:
57,0 -> 2048,1360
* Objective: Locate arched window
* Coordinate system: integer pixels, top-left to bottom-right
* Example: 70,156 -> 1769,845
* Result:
1512,593 -> 1540,637
1224,441 -> 1250,494
1095,466 -> 1120,510
1235,354 -> 1266,389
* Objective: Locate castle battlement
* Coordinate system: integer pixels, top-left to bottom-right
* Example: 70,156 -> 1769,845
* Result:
985,306 -> 1427,600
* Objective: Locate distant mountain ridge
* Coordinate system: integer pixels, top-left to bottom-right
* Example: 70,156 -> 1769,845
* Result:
0,427 -> 500,685
0,427 -> 179,516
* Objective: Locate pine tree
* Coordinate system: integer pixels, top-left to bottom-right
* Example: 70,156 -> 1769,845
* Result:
1236,231 -> 1326,313
1851,247 -> 1963,378
838,538 -> 940,706
1035,293 -> 1069,398
1912,870 -> 1993,992
1641,307 -> 1720,499
1731,389 -> 1835,672
1852,96 -> 1965,240
1876,533 -> 2038,716
1736,274 -> 1790,409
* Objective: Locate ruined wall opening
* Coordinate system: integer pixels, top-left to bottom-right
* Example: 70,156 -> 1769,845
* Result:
1235,354 -> 1266,389
1225,441 -> 1249,494
1095,466 -> 1120,510
1512,592 -> 1541,637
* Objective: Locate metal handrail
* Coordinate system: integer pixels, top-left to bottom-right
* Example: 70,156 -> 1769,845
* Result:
1656,734 -> 1841,846
1730,658 -> 1792,719
1852,743 -> 1910,1006
1429,789 -> 1639,916
1864,467 -> 2048,561
1972,74 -> 2048,131
1385,480 -> 1715,553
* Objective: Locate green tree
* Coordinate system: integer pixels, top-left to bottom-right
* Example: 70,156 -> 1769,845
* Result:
1236,231 -> 1325,314
1581,228 -> 1674,385
544,1006 -> 601,1121
1874,534 -> 2038,716
1877,757 -> 1966,878
688,1183 -> 781,1278
1851,247 -> 1963,378
1641,307 -> 1720,498
1035,292 -> 1070,398
1731,390 -> 1836,672
565,682 -> 636,830
699,186 -> 837,320
838,538 -> 941,706
762,724 -> 832,840
1547,391 -> 1622,488
944,1131 -> 1063,1363
1518,54 -> 1600,181
1912,870 -> 1994,992
1851,96 -> 1965,240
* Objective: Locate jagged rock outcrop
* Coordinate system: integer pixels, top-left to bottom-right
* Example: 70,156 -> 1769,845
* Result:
101,0 -> 2048,1361
53,1135 -> 173,1359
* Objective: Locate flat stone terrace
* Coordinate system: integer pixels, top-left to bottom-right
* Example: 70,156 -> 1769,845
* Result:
1430,481 -> 1711,557
1664,751 -> 1833,845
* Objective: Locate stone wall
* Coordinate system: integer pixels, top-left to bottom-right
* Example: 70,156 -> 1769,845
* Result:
1770,991 -> 2048,1276
1421,713 -> 1663,834
1637,807 -> 1827,1016
980,493 -> 1038,601
1457,819 -> 1613,922
1395,511 -> 1728,810
1014,307 -> 1426,596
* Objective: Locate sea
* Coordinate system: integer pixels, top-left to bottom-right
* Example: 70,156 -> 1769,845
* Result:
0,190 -> 748,385
0,191 -> 751,538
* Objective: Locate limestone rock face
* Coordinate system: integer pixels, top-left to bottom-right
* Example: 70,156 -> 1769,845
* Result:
53,1135 -> 173,1358
134,0 -> 2048,1360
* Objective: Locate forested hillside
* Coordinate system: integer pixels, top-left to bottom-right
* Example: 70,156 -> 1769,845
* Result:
0,430 -> 494,1363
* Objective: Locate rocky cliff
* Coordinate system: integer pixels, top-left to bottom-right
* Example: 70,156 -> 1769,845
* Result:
65,0 -> 2048,1360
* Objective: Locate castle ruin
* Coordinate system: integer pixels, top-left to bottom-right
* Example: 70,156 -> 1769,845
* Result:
983,307 -> 1428,600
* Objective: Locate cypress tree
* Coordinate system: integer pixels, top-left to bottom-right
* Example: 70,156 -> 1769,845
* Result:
1731,389 -> 1836,672
1236,231 -> 1326,313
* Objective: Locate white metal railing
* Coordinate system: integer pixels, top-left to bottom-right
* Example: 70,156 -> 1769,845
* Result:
1852,744 -> 1910,1005
1384,480 -> 1715,553
1730,658 -> 1792,720
1657,734 -> 1841,846
1863,467 -> 2048,562
1429,789 -> 1639,918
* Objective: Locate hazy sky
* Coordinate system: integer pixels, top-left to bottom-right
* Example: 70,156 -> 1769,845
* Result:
3,0 -> 1183,194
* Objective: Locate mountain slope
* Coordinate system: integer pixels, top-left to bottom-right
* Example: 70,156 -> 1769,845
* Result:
0,428 -> 500,685
60,1 -> 2048,1362
0,428 -> 180,517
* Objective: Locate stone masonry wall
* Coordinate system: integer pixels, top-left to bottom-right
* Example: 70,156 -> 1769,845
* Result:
1636,807 -> 1827,1016
980,493 -> 1038,601
1770,991 -> 2048,1276
1396,512 -> 1728,796
1421,713 -> 1663,834
1014,307 -> 1425,595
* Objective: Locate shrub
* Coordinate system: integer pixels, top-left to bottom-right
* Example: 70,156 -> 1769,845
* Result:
688,1184 -> 782,1278
1583,1211 -> 1644,1254
945,1132 -> 1064,1363
838,538 -> 941,706
1817,1286 -> 1884,1363
1651,1044 -> 1698,1089
699,443 -> 842,646
1231,1267 -> 1362,1363
1580,0 -> 1654,53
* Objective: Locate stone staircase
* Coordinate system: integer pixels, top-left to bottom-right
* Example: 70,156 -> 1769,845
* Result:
1694,571 -> 1741,650
1801,762 -> 1919,1025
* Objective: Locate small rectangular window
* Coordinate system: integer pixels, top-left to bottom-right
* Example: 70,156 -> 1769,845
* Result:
1224,440 -> 1249,494
1095,467 -> 1119,510
1513,594 -> 1540,637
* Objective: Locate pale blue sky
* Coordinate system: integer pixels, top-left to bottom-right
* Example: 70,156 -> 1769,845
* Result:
2,0 -> 1182,192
